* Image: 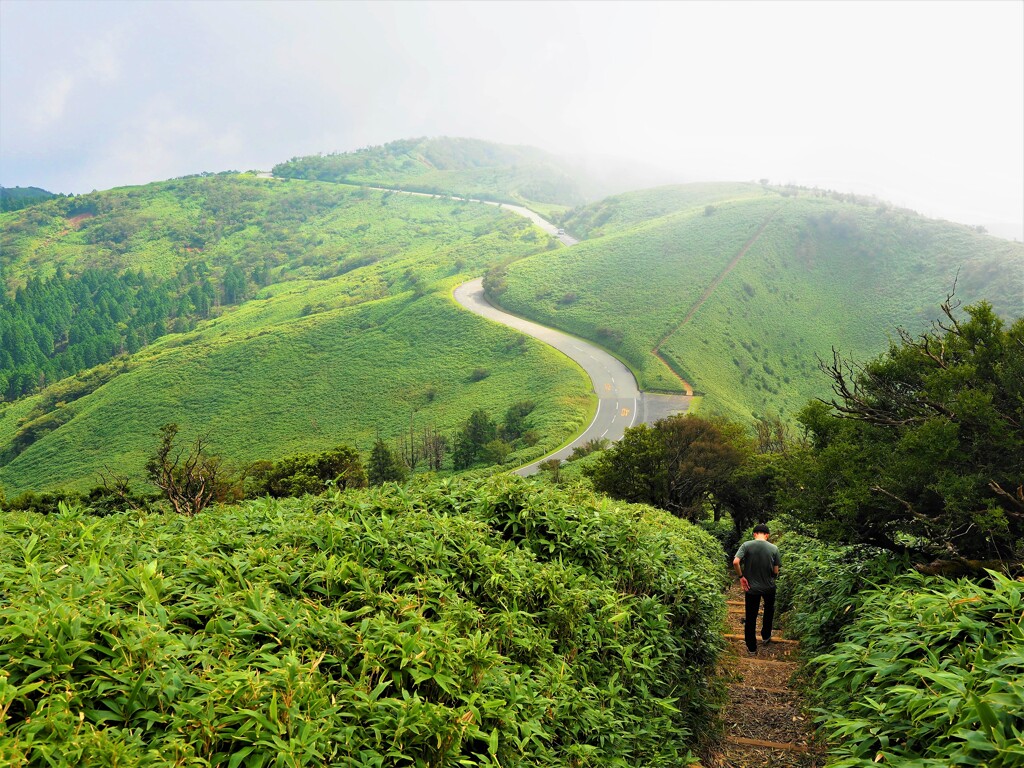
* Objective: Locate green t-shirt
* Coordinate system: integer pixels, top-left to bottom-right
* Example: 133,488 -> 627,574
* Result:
734,539 -> 781,594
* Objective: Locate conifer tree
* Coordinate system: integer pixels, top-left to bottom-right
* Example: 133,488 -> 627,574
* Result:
368,438 -> 408,485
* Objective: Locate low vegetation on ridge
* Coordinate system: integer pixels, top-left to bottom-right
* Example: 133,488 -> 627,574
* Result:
273,137 -> 593,208
0,476 -> 725,766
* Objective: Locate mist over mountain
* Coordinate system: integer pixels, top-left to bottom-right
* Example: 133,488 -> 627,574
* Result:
2,2 -> 1020,239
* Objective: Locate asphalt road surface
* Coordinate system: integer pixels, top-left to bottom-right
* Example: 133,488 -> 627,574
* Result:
454,278 -> 650,475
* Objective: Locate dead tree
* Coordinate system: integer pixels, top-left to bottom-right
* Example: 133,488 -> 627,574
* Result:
145,423 -> 224,516
421,424 -> 447,471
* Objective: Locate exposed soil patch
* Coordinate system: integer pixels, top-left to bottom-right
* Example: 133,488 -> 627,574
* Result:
731,657 -> 798,690
705,742 -> 814,768
747,639 -> 798,661
67,212 -> 95,228
724,689 -> 812,744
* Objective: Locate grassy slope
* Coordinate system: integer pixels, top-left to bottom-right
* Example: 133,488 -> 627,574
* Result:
273,137 -> 607,207
499,184 -> 1024,421
558,182 -> 769,238
0,179 -> 591,494
1,290 -> 591,492
496,192 -> 784,392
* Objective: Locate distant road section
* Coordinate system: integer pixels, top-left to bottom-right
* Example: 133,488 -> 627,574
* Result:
367,185 -> 580,246
496,203 -> 579,246
454,279 -> 689,475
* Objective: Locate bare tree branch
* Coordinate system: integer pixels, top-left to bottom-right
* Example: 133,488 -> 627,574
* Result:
989,481 -> 1024,518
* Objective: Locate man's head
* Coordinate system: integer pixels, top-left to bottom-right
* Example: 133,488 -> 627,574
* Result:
752,523 -> 771,540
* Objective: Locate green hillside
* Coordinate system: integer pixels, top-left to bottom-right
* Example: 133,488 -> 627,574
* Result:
554,182 -> 771,237
0,174 -> 590,494
5,147 -> 1022,493
273,137 -> 612,209
496,184 -> 1024,420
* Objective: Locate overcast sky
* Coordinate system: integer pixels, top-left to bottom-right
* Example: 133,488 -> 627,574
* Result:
2,0 -> 1022,239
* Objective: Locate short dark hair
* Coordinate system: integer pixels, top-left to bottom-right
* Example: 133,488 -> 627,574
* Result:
752,524 -> 770,535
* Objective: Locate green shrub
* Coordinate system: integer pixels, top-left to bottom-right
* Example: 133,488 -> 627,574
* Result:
0,475 -> 725,766
696,516 -> 738,564
810,572 -> 1024,766
771,527 -> 903,656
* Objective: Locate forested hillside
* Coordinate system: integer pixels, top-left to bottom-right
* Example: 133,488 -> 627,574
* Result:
495,183 -> 1024,421
0,171 -> 591,494
0,186 -> 59,213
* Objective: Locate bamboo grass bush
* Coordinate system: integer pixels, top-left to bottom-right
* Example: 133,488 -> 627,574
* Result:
809,572 -> 1024,766
772,528 -> 903,656
770,524 -> 1023,764
0,475 -> 725,767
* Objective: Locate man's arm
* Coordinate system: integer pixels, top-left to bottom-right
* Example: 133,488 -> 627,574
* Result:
733,556 -> 750,591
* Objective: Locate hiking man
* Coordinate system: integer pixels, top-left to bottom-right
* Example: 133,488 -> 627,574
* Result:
733,523 -> 781,654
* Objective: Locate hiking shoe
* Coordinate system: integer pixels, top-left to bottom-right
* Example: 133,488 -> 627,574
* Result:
746,647 -> 757,656
762,637 -> 773,645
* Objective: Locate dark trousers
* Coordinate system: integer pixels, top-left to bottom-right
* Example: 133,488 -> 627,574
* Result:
744,589 -> 776,652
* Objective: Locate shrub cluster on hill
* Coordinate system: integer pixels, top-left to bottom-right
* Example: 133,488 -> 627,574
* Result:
0,476 -> 725,767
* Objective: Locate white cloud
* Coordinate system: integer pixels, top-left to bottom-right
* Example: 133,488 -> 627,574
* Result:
1,0 -> 1020,238
91,100 -> 246,186
27,72 -> 74,129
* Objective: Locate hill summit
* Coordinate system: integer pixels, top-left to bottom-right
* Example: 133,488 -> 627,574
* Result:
272,136 -> 639,208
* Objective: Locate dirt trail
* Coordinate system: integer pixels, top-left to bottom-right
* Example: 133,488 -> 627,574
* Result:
700,578 -> 822,767
653,210 -> 779,396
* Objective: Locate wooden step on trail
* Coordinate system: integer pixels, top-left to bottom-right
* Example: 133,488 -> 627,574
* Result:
724,633 -> 799,645
725,735 -> 811,753
734,656 -> 799,669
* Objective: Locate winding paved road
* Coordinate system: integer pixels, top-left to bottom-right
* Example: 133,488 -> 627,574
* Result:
259,174 -> 689,471
447,197 -> 691,475
454,279 -> 687,475
364,185 -> 579,246
365,184 -> 673,473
